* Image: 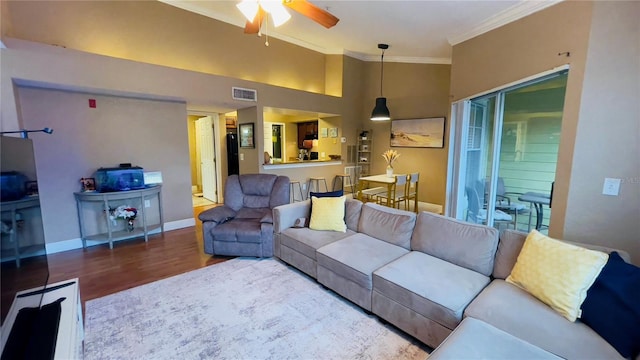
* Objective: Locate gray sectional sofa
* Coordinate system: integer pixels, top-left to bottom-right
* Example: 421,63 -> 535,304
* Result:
273,198 -> 627,359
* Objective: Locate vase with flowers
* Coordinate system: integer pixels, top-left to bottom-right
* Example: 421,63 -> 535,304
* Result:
382,149 -> 400,177
110,205 -> 138,232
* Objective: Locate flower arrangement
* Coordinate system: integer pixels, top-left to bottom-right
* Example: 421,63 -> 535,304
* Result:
382,149 -> 400,166
111,205 -> 137,220
109,205 -> 138,231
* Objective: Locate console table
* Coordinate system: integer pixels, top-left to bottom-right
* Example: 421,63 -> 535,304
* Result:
0,196 -> 44,267
74,186 -> 163,249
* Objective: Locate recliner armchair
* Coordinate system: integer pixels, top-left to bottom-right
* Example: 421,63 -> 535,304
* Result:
198,174 -> 290,257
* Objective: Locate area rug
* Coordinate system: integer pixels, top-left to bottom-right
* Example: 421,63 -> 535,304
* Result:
84,258 -> 429,359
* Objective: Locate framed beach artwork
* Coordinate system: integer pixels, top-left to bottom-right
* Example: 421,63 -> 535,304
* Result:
390,117 -> 445,148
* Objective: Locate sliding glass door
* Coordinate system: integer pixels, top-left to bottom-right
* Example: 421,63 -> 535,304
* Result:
448,71 -> 568,233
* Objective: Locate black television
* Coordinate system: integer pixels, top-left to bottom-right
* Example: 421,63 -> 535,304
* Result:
0,136 -> 51,358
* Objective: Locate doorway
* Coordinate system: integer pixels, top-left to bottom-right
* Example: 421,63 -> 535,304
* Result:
448,70 -> 568,233
189,114 -> 220,207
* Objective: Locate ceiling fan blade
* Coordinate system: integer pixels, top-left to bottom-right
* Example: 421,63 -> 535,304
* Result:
284,0 -> 339,29
244,7 -> 265,34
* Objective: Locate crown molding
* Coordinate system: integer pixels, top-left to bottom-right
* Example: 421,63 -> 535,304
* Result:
448,0 -> 563,46
350,51 -> 451,65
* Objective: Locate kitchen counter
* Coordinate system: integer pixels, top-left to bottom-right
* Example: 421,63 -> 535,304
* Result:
263,159 -> 342,170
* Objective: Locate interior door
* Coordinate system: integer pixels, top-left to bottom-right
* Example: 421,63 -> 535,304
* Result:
196,115 -> 217,202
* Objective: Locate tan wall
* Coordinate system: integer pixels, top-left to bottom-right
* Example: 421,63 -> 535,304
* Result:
3,0 -> 329,94
451,1 -> 639,263
564,1 -> 640,263
15,87 -> 192,244
362,62 -> 452,206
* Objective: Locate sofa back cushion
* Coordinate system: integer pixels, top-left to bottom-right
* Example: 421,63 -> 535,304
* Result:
358,203 -> 416,249
411,212 -> 499,276
345,198 -> 363,231
494,229 -> 631,280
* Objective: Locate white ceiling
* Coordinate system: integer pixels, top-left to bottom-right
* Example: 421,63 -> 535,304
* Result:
160,0 -> 561,63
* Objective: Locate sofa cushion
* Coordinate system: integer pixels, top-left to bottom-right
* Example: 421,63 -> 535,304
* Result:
506,230 -> 608,321
494,229 -> 631,280
357,203 -> 416,249
465,280 -> 623,359
373,251 -> 490,330
316,233 -> 409,290
280,227 -> 356,259
308,189 -> 343,213
344,198 -> 363,231
429,317 -> 561,360
581,251 -> 640,358
309,196 -> 347,232
410,212 -> 498,276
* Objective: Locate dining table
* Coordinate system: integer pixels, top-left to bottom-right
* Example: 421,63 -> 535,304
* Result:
357,173 -> 417,213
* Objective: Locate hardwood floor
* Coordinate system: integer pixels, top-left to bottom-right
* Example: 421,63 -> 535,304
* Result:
47,204 -> 232,308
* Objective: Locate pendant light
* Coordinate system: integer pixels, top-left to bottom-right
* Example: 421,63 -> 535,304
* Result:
371,43 -> 390,121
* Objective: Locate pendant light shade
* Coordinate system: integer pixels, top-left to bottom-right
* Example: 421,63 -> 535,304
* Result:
371,97 -> 390,121
371,44 -> 390,121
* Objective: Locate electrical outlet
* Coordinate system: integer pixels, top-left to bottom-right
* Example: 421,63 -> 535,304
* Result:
602,178 -> 621,196
301,183 -> 307,191
145,200 -> 151,208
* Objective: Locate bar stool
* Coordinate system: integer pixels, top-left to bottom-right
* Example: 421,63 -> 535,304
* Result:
307,176 -> 328,198
332,174 -> 355,193
290,180 -> 305,202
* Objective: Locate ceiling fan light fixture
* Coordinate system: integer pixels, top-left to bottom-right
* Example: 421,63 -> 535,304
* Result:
237,0 -> 259,22
371,43 -> 391,121
268,5 -> 291,27
371,97 -> 391,121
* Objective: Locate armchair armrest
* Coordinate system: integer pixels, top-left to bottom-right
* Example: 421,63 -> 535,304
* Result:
198,205 -> 237,223
260,212 -> 273,224
273,200 -> 311,234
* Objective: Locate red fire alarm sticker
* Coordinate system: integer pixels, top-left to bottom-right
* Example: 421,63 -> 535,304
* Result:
89,99 -> 96,108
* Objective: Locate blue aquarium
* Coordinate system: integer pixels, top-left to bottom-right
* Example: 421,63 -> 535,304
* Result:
0,171 -> 27,201
94,167 -> 145,192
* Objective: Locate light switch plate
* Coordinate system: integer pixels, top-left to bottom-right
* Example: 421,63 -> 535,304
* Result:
602,178 -> 621,196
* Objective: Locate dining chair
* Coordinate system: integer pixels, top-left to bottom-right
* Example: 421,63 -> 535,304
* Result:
376,174 -> 409,209
483,177 -> 529,230
404,172 -> 419,212
466,184 -> 515,230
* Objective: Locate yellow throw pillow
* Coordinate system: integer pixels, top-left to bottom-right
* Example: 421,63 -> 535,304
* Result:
506,230 -> 608,322
309,196 -> 346,232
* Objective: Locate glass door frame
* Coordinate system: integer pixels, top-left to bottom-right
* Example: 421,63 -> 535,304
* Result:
445,65 -> 569,227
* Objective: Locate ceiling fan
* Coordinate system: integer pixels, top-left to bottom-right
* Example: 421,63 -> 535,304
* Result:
237,0 -> 339,35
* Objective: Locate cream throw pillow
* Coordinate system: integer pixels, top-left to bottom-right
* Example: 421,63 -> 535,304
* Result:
309,196 -> 346,232
506,230 -> 608,322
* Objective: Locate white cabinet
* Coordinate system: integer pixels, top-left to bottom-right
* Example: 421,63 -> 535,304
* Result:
0,278 -> 83,359
74,186 -> 163,249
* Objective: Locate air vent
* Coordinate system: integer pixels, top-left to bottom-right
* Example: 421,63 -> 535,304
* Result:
232,87 -> 257,102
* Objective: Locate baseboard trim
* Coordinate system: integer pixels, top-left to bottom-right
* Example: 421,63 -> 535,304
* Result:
45,218 -> 196,254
